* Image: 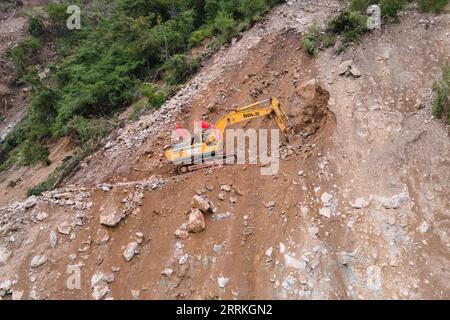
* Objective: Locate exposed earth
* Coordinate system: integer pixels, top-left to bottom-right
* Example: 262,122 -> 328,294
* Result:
0,0 -> 449,300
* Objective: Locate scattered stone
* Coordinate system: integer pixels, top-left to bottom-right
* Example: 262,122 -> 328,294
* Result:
123,242 -> 138,262
92,285 -> 109,300
12,291 -> 24,300
36,212 -> 48,222
265,247 -> 273,257
30,255 -> 47,268
366,265 -> 382,291
50,230 -> 58,248
229,197 -> 237,204
349,65 -> 361,77
218,193 -> 225,201
418,221 -> 429,234
179,254 -> 188,265
100,209 -> 124,227
0,280 -> 13,297
131,290 -> 140,299
320,192 -> 333,205
319,207 -> 331,218
351,197 -> 370,209
191,195 -> 213,214
218,276 -> 230,288
337,60 -> 353,75
187,209 -> 206,233
213,244 -> 223,253
284,254 -> 306,270
264,201 -> 276,209
175,228 -> 189,239
220,185 -> 231,192
57,222 -> 71,235
298,170 -> 304,176
308,226 -> 319,237
162,268 -> 173,276
0,246 -> 11,266
376,193 -> 408,209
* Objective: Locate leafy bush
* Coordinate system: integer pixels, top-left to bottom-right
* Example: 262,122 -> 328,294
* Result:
28,15 -> 45,38
302,26 -> 321,55
213,10 -> 238,43
379,0 -> 406,18
8,37 -> 41,77
163,54 -> 199,85
418,0 -> 449,13
239,0 -> 268,22
142,83 -> 167,108
432,60 -> 450,124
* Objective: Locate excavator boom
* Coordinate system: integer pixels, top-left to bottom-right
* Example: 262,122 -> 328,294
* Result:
214,97 -> 288,135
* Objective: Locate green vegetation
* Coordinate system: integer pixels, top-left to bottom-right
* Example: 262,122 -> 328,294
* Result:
418,0 -> 449,13
432,60 -> 450,124
1,0 -> 283,176
302,0 -> 448,55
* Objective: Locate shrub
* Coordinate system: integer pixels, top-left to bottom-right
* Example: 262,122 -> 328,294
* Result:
142,83 -> 167,108
189,24 -> 213,48
28,15 -> 45,38
418,0 -> 449,13
379,0 -> 406,18
163,54 -> 199,85
239,0 -> 268,21
432,60 -> 450,124
8,37 -> 41,76
213,10 -> 238,43
301,26 -> 321,55
65,116 -> 112,143
327,9 -> 367,46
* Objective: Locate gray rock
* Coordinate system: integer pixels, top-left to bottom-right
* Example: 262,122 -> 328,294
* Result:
264,201 -> 276,209
100,209 -> 123,227
351,197 -> 370,209
57,222 -> 71,235
337,60 -> 353,75
50,230 -> 58,248
187,209 -> 205,233
349,66 -> 361,77
12,291 -> 24,300
36,212 -> 48,222
30,255 -> 47,268
218,276 -> 230,288
162,268 -> 173,276
0,246 -> 11,266
123,242 -> 138,262
191,195 -> 213,214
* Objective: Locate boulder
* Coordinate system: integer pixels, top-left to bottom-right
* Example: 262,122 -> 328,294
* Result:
30,255 -> 47,268
337,60 -> 353,75
0,246 -> 11,266
191,195 -> 213,214
123,242 -> 138,262
100,209 -> 123,227
187,209 -> 205,233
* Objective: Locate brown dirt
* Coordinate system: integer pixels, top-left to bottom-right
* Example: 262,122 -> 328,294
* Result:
0,1 -> 449,300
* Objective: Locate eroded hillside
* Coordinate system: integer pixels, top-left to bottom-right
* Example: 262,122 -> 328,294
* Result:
0,0 -> 449,300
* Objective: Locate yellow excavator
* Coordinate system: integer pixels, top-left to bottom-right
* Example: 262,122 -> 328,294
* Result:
165,97 -> 292,174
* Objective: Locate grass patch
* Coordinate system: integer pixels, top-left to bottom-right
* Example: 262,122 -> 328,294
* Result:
432,59 -> 450,124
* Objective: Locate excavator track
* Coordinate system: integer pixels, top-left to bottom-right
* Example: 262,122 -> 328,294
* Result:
176,154 -> 237,174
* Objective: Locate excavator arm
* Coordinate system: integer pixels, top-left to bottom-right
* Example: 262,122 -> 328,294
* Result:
214,97 -> 289,135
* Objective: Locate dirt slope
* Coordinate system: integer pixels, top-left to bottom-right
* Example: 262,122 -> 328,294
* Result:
0,0 -> 449,300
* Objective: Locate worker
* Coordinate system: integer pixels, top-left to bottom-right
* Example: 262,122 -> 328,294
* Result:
196,120 -> 222,146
